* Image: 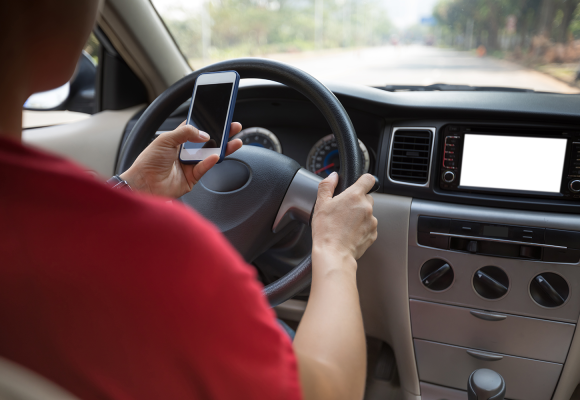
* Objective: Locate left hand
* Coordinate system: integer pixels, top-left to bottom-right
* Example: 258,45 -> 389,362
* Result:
120,121 -> 243,198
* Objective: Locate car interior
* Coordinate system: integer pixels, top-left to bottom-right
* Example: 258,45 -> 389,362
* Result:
14,0 -> 580,399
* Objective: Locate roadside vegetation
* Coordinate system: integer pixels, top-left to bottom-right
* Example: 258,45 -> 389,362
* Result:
433,0 -> 580,86
154,0 -> 393,69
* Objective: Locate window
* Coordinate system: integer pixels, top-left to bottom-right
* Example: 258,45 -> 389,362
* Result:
23,33 -> 100,129
152,0 -> 580,94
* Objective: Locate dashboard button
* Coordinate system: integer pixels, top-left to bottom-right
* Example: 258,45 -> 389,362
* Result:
545,229 -> 580,249
417,232 -> 450,249
467,240 -> 478,253
543,248 -> 580,263
513,227 -> 545,243
519,245 -> 539,258
418,216 -> 450,233
442,171 -> 455,183
450,220 -> 481,235
569,180 -> 580,193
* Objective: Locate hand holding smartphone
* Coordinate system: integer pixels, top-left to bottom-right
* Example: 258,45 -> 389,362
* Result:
179,71 -> 240,164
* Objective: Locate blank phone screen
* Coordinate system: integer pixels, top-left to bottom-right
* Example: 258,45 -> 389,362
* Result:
183,82 -> 233,153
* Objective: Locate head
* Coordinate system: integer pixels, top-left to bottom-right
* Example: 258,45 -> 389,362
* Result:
0,0 -> 101,99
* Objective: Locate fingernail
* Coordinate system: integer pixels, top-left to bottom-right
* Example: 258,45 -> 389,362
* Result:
329,171 -> 337,177
199,131 -> 209,140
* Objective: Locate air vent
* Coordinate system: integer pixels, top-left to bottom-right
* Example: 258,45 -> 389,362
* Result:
389,128 -> 433,185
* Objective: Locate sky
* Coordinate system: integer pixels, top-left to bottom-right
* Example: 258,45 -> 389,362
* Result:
385,0 -> 440,28
151,0 -> 439,28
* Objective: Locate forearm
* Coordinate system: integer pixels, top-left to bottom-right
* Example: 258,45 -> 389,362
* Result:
293,247 -> 366,400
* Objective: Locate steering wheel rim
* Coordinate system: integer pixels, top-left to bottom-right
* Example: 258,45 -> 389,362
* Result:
117,58 -> 363,306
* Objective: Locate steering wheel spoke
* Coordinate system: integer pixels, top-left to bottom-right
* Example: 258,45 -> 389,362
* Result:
272,168 -> 322,234
181,146 -> 301,262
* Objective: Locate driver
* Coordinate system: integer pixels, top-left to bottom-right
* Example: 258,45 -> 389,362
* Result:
0,1 -> 378,400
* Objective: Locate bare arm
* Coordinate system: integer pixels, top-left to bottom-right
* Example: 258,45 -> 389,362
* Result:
293,172 -> 378,400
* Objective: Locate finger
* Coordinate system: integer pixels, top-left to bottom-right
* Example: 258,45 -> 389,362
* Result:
229,122 -> 243,138
158,124 -> 209,147
191,154 -> 219,185
349,174 -> 376,196
178,120 -> 186,127
365,193 -> 374,206
316,171 -> 339,202
225,139 -> 243,156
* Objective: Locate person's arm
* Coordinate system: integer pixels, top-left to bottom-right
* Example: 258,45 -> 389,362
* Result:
294,172 -> 377,400
115,120 -> 378,399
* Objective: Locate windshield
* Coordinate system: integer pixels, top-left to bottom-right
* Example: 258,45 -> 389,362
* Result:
152,0 -> 580,94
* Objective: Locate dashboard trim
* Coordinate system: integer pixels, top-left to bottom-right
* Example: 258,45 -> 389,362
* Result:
428,232 -> 567,249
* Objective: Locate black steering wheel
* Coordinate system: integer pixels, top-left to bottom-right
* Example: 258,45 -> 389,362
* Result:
117,58 -> 363,306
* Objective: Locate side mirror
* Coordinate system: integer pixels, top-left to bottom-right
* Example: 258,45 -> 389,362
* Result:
24,82 -> 70,110
24,50 -> 96,114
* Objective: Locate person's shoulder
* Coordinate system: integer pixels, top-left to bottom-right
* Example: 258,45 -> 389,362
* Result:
2,138 -> 223,254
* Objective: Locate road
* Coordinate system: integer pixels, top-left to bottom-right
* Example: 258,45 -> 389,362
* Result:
267,45 -> 580,94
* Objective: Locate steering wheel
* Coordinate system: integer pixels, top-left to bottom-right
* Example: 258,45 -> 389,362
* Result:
117,59 -> 363,306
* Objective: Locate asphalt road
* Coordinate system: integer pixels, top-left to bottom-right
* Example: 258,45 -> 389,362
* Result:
268,45 -> 580,94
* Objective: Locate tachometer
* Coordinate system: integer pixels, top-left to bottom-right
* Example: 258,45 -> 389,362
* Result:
307,134 -> 370,177
232,127 -> 282,153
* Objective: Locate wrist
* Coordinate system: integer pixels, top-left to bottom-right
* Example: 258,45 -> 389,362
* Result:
119,168 -> 149,194
312,245 -> 357,275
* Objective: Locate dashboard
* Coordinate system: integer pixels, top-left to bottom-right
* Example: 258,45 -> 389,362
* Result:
120,81 -> 580,400
122,82 -> 580,216
123,83 -> 383,180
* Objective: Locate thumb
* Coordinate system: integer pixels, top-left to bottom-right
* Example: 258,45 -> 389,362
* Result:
157,124 -> 209,148
316,171 -> 339,202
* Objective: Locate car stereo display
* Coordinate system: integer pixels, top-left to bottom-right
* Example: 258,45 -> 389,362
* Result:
459,134 -> 567,193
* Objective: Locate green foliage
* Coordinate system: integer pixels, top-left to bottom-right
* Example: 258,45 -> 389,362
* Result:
154,0 -> 393,67
433,0 -> 580,50
83,33 -> 100,65
570,3 -> 580,39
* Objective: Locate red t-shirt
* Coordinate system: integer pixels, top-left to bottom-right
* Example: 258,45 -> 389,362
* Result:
0,136 -> 301,400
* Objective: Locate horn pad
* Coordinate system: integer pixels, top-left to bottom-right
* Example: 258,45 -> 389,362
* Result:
200,160 -> 250,192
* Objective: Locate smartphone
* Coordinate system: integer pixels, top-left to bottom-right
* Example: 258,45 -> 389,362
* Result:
179,71 -> 240,164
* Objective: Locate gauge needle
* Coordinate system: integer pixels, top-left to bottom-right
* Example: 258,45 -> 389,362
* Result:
314,163 -> 335,175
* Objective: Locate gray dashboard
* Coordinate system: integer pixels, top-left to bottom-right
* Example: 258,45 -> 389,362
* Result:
122,81 -> 580,214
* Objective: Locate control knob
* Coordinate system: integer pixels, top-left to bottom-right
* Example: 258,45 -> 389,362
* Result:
443,170 -> 455,183
420,259 -> 454,291
530,272 -> 569,308
473,266 -> 509,300
569,180 -> 580,193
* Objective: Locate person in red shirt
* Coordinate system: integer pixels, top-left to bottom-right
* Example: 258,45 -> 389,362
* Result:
0,1 -> 378,400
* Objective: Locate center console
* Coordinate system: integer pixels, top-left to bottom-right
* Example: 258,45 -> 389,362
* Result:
408,200 -> 580,400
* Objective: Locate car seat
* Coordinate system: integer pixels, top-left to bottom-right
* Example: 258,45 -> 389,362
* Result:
0,356 -> 80,400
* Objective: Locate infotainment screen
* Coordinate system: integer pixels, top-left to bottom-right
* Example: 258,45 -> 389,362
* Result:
460,134 -> 567,193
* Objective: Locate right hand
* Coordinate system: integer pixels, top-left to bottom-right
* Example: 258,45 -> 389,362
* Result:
120,121 -> 243,198
311,172 -> 378,261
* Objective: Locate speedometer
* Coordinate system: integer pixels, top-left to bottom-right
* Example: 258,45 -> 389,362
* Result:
307,134 -> 370,177
232,127 -> 282,153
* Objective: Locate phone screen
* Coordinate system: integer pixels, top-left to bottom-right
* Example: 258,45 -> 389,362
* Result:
183,82 -> 234,154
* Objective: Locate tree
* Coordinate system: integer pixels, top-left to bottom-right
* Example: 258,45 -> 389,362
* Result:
154,0 -> 393,66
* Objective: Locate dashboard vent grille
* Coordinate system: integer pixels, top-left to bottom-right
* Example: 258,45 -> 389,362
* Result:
389,129 -> 433,185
